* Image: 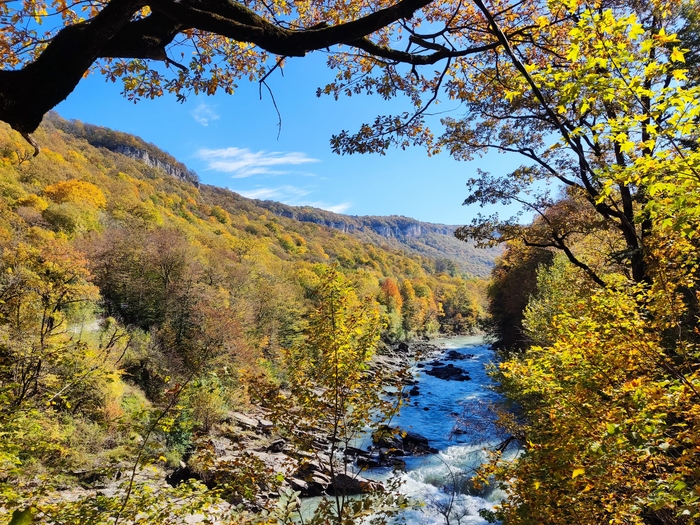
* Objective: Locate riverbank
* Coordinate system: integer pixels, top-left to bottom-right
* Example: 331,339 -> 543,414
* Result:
38,336 -> 498,524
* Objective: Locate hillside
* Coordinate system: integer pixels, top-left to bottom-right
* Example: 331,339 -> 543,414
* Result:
0,113 -> 495,521
253,201 -> 500,277
47,112 -> 498,277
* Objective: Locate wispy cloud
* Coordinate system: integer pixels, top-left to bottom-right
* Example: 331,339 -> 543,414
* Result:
196,147 -> 319,178
235,185 -> 311,201
191,103 -> 220,127
311,202 -> 352,214
233,187 -> 351,214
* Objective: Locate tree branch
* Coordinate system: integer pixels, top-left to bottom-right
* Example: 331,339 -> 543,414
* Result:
0,0 -> 437,138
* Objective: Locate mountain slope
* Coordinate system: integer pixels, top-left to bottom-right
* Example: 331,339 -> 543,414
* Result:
0,111 -> 500,520
44,112 -> 498,277
253,201 -> 500,277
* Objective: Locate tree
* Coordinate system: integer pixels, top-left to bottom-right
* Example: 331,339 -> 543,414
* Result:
466,9 -> 700,517
378,277 -> 403,314
449,1 -> 700,287
257,265 -> 407,524
484,240 -> 552,350
0,0 -> 488,150
0,230 -> 99,407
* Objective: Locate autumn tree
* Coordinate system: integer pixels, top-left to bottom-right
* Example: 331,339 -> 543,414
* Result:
258,265 -> 408,524
378,277 -> 403,314
0,230 -> 100,407
465,4 -> 700,523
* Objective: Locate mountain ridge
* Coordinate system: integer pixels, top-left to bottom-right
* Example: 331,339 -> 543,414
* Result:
252,200 -> 500,277
43,111 -> 499,277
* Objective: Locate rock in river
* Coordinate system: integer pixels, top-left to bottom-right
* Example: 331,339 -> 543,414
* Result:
424,363 -> 471,381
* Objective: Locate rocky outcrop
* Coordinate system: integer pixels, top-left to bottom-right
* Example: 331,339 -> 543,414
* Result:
253,201 -> 463,241
444,349 -> 476,361
114,145 -> 199,186
371,426 -> 438,456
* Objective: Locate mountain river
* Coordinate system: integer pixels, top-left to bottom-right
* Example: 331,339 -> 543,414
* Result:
301,335 -> 509,524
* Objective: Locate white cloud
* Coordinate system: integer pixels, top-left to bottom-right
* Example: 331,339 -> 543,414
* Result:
196,147 -> 319,178
191,103 -> 220,127
235,185 -> 311,201
233,187 -> 351,214
311,202 -> 352,214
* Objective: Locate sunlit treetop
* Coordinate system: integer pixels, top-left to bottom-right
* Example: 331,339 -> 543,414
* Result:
0,0 -> 695,170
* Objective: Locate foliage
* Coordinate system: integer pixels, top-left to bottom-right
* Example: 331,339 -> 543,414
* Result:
0,113 -> 482,521
257,265 -> 410,524
44,179 -> 106,209
484,241 -> 553,350
466,2 -> 700,522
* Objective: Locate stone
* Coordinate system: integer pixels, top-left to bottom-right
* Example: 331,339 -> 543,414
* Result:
329,473 -> 384,495
288,477 -> 309,492
371,426 -> 437,456
229,411 -> 259,429
424,363 -> 471,381
267,439 -> 286,453
258,418 -> 274,430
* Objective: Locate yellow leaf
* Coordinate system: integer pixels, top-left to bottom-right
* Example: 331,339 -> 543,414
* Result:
567,44 -> 580,62
628,22 -> 644,40
534,481 -> 541,489
673,69 -> 688,82
620,141 -> 635,153
670,47 -> 686,63
572,468 -> 585,479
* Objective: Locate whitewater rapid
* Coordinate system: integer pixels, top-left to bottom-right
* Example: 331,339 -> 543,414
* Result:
366,335 -> 507,524
298,335 -> 509,524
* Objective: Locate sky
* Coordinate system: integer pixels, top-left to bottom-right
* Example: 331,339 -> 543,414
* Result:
55,53 -> 524,226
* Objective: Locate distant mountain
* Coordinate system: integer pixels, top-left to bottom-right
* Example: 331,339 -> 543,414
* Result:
43,112 -> 499,277
253,201 -> 500,277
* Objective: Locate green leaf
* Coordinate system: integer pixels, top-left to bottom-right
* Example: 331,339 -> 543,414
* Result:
8,508 -> 34,525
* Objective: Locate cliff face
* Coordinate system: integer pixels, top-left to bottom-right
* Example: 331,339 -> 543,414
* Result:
113,145 -> 199,187
255,200 -> 501,277
45,112 -> 200,186
277,208 -> 452,239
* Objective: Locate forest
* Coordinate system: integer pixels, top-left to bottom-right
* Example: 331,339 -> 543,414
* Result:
0,113 -> 486,523
3,0 -> 700,522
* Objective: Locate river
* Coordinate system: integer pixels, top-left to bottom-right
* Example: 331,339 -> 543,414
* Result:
301,335 -> 508,524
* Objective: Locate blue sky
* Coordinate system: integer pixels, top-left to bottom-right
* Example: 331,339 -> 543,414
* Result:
56,53 -> 523,225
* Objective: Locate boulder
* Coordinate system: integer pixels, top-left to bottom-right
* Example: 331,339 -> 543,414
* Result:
445,350 -> 476,360
288,477 -> 309,493
371,426 -> 437,457
329,473 -> 384,495
228,411 -> 259,429
371,427 -> 403,450
424,363 -> 471,381
402,431 -> 438,454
